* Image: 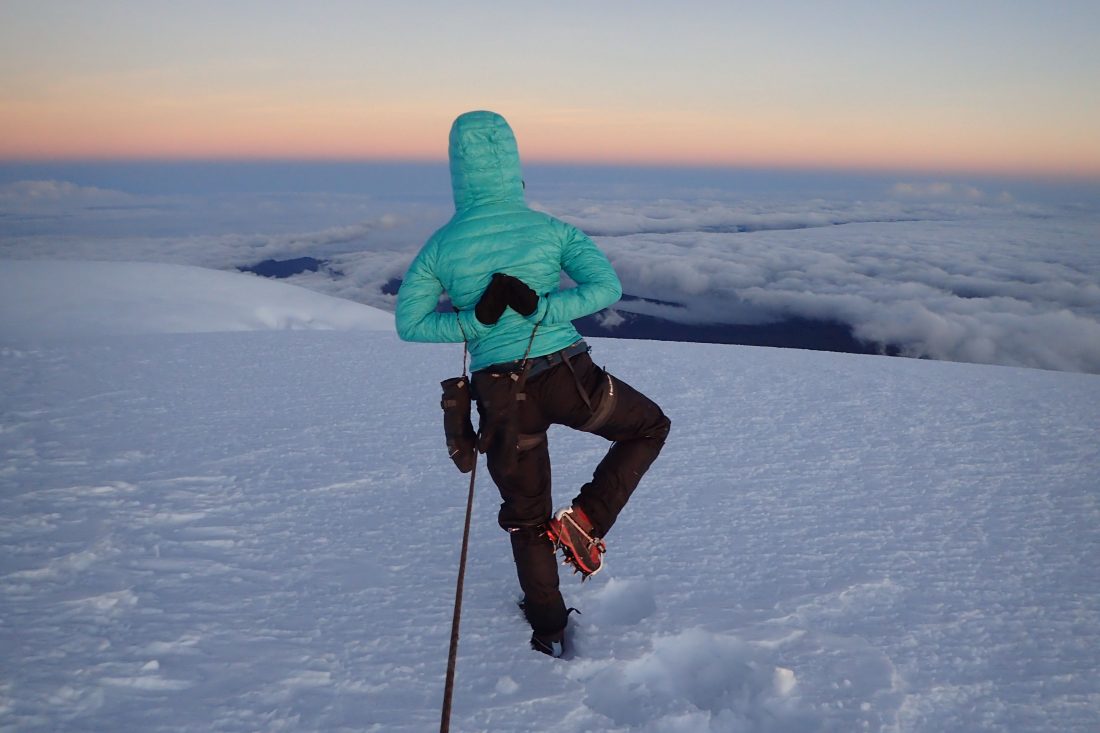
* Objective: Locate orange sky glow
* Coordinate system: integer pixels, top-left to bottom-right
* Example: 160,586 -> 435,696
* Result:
3,2 -> 1099,179
5,103 -> 1098,180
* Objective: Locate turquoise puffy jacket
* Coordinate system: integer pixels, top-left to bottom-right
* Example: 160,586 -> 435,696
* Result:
395,111 -> 622,371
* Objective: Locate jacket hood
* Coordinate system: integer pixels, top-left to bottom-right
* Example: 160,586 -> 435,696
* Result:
449,111 -> 525,212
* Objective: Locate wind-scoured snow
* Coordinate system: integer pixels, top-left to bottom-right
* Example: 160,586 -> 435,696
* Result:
1,267 -> 1098,731
0,260 -> 393,341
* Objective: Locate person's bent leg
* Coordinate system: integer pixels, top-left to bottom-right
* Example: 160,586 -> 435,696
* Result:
547,355 -> 670,538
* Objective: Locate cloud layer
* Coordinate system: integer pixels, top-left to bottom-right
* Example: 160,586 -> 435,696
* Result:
2,170 -> 1098,373
534,188 -> 1100,373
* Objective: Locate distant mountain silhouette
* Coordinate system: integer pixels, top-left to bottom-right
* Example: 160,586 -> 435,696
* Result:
574,307 -> 898,356
239,257 -> 325,279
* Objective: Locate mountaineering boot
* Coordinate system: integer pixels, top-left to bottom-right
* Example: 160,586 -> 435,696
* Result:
529,629 -> 566,658
520,598 -> 580,659
547,505 -> 605,578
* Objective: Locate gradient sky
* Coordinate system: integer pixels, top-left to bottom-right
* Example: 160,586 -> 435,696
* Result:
2,0 -> 1099,176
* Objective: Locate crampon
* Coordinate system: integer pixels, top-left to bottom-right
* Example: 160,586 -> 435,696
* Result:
547,505 -> 605,579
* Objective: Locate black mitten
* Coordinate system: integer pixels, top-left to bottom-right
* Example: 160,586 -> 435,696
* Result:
440,376 -> 476,473
505,275 -> 538,317
475,273 -> 511,325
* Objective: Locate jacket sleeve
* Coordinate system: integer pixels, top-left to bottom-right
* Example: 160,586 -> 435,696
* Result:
527,221 -> 622,325
395,242 -> 488,343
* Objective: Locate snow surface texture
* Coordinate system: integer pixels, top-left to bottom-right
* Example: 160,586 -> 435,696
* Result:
1,274 -> 1098,731
0,260 -> 394,340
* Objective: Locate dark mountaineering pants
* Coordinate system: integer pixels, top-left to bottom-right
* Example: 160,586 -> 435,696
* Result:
471,349 -> 671,637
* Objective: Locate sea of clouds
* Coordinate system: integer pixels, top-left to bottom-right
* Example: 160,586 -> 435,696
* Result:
1,164 -> 1098,373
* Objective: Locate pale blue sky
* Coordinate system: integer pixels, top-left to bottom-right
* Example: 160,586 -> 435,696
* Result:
2,0 -> 1098,174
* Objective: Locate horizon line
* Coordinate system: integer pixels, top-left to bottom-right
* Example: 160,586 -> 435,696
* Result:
3,155 -> 1099,184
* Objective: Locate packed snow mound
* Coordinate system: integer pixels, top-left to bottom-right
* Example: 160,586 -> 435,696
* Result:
0,260 -> 393,340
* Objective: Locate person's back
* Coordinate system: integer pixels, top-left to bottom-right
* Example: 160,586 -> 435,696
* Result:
396,110 -> 620,371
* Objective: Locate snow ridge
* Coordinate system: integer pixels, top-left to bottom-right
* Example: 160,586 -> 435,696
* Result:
0,260 -> 393,341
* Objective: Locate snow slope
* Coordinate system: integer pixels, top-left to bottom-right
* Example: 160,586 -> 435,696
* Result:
1,274 -> 1098,731
0,260 -> 393,340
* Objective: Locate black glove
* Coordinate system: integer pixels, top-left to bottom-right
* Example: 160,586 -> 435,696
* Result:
475,273 -> 511,325
476,273 -> 539,325
505,276 -> 538,317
